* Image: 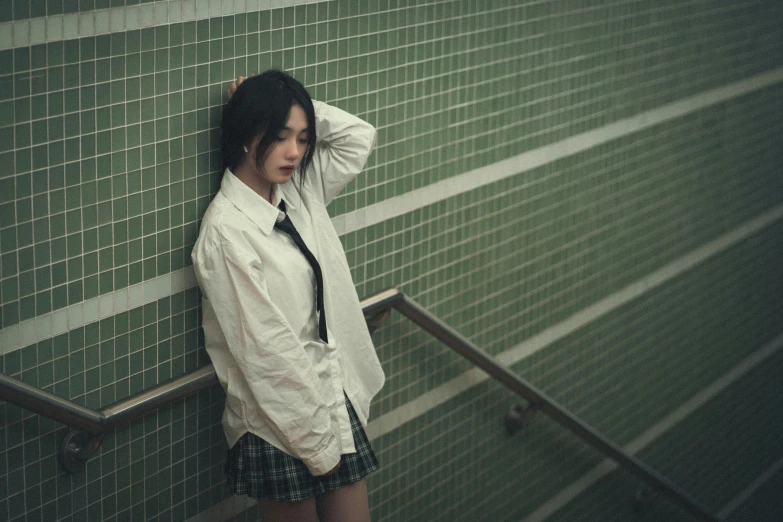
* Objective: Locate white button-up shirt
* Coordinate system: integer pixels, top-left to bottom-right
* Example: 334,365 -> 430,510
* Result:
191,101 -> 385,475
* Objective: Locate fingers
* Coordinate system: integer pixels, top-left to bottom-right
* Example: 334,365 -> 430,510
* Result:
227,74 -> 255,100
229,76 -> 243,98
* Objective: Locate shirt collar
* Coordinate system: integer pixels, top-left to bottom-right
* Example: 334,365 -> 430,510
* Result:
219,168 -> 296,234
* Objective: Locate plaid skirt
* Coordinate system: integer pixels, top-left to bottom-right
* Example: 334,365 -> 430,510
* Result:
225,395 -> 379,502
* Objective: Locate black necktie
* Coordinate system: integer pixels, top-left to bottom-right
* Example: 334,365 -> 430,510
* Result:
274,201 -> 328,343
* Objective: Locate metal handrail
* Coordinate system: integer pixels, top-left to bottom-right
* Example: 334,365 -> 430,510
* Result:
0,365 -> 220,471
0,288 -> 718,520
390,292 -> 719,521
0,365 -> 218,434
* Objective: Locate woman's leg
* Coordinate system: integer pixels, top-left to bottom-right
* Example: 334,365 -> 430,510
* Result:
315,479 -> 371,522
258,497 -> 318,522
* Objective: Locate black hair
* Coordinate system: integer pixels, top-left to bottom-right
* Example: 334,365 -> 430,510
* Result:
221,70 -> 316,185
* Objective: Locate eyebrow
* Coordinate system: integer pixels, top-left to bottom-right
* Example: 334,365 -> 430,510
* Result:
282,126 -> 310,133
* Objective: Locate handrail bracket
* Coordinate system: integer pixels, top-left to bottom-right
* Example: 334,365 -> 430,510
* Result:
505,402 -> 541,435
60,430 -> 104,473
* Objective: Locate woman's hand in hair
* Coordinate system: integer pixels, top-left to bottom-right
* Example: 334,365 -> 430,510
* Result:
227,74 -> 255,100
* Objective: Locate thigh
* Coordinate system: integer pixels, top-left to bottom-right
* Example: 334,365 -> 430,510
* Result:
258,497 -> 318,522
316,479 -> 371,522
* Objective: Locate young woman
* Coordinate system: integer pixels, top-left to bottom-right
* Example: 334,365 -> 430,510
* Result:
191,70 -> 385,522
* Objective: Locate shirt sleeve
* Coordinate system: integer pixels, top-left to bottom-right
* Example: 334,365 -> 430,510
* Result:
193,237 -> 341,476
308,100 -> 377,205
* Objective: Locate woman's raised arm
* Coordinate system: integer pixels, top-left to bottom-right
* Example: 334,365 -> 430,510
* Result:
308,100 -> 377,205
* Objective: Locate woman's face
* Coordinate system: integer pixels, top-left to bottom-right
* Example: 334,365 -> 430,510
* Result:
247,103 -> 310,188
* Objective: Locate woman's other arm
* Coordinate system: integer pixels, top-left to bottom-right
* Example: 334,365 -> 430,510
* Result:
193,235 -> 341,476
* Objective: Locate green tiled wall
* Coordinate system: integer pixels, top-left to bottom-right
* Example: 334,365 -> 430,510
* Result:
554,346 -> 783,521
2,1 -> 783,521
358,85 -> 783,422
367,220 -> 783,522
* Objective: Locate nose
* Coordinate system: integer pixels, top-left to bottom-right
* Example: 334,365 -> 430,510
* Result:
284,137 -> 300,160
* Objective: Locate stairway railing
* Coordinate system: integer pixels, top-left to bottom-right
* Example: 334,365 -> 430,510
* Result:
0,288 -> 719,520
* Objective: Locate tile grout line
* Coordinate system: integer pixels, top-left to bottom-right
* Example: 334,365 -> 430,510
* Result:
1,67 -> 783,353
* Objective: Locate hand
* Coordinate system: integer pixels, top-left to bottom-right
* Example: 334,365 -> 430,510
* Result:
227,74 -> 255,100
322,461 -> 341,476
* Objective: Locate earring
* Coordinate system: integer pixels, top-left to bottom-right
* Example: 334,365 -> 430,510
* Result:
243,145 -> 249,153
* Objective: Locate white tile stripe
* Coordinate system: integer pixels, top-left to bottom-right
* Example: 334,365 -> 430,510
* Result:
0,266 -> 197,354
0,0 -> 327,51
1,67 -> 783,353
717,456 -> 783,520
521,332 -> 783,522
330,66 -> 783,236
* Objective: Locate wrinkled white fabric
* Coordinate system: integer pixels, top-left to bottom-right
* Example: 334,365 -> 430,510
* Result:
191,101 -> 385,475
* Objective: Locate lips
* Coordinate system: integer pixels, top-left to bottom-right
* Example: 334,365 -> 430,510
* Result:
280,165 -> 295,174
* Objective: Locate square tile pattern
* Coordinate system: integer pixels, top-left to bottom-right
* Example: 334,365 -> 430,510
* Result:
1,1 -> 782,521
